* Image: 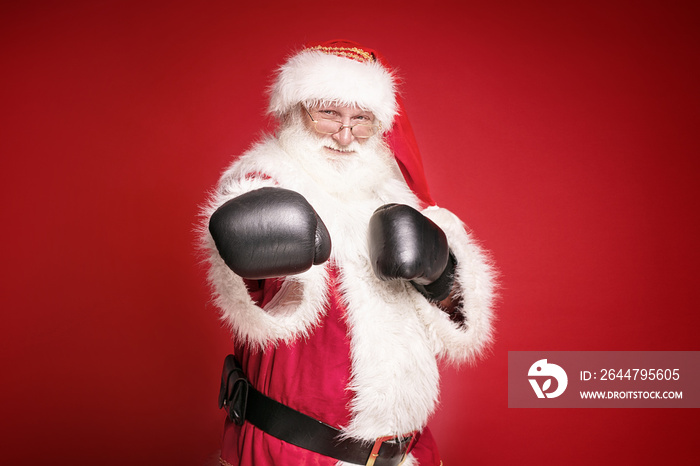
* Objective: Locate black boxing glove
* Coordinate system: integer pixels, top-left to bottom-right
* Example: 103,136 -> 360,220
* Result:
368,204 -> 456,302
208,187 -> 331,279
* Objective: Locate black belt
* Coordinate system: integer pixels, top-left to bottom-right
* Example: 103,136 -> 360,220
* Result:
218,354 -> 418,466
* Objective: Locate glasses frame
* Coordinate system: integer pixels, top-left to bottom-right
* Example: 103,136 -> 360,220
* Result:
303,106 -> 381,139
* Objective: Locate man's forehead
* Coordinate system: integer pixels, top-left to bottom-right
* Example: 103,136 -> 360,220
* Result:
307,101 -> 374,115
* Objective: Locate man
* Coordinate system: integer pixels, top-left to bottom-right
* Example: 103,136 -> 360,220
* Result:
202,40 -> 495,466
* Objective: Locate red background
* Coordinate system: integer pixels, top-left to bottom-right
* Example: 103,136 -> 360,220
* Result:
2,1 -> 698,464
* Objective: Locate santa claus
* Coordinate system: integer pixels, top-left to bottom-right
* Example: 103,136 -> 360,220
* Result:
202,40 -> 495,466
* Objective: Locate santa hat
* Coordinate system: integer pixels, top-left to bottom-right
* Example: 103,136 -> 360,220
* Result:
268,39 -> 435,207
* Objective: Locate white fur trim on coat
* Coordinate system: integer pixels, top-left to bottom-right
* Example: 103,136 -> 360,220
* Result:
417,206 -> 497,364
268,50 -> 398,129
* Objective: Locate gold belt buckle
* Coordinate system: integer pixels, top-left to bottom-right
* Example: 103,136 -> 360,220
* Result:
365,432 -> 418,466
366,435 -> 393,466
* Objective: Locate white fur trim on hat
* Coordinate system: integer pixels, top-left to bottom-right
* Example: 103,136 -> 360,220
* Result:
268,50 -> 398,129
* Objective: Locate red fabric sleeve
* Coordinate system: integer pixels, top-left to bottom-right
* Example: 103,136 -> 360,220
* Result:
243,277 -> 285,308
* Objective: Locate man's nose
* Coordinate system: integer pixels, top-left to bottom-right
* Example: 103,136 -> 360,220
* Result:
332,126 -> 355,146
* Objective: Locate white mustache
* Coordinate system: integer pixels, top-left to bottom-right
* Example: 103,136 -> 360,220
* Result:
323,141 -> 361,153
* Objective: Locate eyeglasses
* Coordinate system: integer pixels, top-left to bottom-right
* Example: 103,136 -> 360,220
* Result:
303,106 -> 381,139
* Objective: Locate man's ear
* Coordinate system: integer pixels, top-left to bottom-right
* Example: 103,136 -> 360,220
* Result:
280,110 -> 293,124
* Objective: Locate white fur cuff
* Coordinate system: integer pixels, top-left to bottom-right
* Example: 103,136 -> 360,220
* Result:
419,207 -> 497,363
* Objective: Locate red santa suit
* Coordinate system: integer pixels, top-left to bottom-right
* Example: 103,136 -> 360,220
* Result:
202,41 -> 495,466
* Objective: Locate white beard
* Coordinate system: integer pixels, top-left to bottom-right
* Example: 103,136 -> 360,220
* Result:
276,115 -> 402,200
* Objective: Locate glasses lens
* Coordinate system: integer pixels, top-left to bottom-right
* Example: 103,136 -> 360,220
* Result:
351,124 -> 378,138
315,118 -> 342,135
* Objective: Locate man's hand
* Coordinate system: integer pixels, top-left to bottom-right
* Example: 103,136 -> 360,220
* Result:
209,187 -> 331,279
368,204 -> 456,302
